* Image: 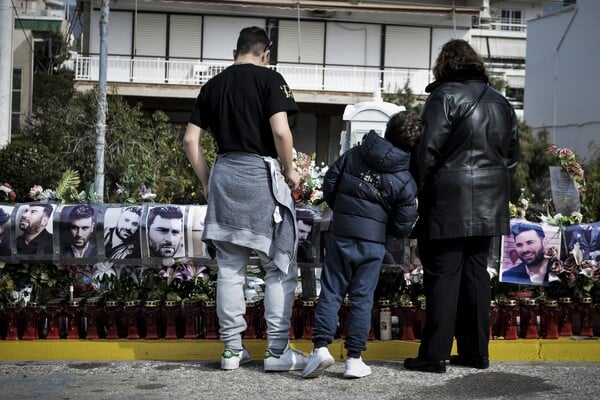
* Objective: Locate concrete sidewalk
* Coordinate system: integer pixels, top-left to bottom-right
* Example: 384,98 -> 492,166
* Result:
0,359 -> 598,400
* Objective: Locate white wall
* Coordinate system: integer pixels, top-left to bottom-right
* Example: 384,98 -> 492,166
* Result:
325,22 -> 380,67
523,0 -> 600,159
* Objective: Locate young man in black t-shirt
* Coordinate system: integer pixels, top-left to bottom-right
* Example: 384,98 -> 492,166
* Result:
183,26 -> 307,372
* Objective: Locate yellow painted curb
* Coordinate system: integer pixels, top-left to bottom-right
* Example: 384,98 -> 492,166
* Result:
0,338 -> 598,362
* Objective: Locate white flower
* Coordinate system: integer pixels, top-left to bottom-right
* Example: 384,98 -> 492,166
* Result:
92,262 -> 116,281
570,211 -> 583,224
519,198 -> 529,208
571,242 -> 584,266
40,189 -> 56,200
162,257 -> 175,267
141,192 -> 157,200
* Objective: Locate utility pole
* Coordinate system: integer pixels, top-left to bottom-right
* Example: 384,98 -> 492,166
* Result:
94,0 -> 109,202
0,0 -> 14,148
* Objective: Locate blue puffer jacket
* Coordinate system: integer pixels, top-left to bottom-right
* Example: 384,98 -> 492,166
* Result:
323,130 -> 418,243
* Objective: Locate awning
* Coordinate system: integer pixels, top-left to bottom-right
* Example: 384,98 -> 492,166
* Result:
471,36 -> 526,60
15,18 -> 63,32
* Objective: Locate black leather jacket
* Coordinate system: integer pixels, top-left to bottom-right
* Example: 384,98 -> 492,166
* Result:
323,131 -> 418,243
412,78 -> 520,239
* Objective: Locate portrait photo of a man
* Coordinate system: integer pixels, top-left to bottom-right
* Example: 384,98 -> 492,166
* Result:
564,222 -> 600,261
103,206 -> 142,260
296,208 -> 319,263
15,203 -> 55,257
0,206 -> 14,258
500,220 -> 561,286
60,204 -> 98,261
146,205 -> 185,259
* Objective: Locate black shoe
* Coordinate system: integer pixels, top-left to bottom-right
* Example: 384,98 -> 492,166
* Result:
449,355 -> 489,369
404,357 -> 446,373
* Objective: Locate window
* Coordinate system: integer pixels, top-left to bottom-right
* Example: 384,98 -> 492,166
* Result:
500,9 -> 523,31
11,68 -> 22,135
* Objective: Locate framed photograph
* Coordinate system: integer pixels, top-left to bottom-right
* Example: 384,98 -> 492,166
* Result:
296,208 -> 321,264
14,203 -> 56,259
103,205 -> 143,261
0,205 -> 15,259
500,219 -> 561,286
145,205 -> 185,259
563,222 -> 600,261
57,204 -> 101,263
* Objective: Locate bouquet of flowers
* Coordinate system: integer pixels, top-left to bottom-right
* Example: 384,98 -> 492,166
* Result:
292,149 -> 328,207
0,183 -> 16,202
550,243 -> 600,299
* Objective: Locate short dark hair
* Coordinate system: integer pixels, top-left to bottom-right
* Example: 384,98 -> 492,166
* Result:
511,222 -> 545,240
384,111 -> 422,152
235,26 -> 271,57
148,206 -> 183,227
433,39 -> 487,81
68,204 -> 96,224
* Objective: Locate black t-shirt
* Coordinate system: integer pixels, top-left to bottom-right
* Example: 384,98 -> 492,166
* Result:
189,64 -> 298,157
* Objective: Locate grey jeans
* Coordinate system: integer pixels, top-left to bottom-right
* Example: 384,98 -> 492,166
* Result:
214,240 -> 297,351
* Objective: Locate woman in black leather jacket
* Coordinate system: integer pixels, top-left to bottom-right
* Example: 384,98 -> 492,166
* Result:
404,39 -> 520,373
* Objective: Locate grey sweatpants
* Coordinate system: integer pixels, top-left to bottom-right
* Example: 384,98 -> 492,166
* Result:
214,240 -> 297,351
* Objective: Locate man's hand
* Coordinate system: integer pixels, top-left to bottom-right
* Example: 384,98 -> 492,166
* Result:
284,168 -> 301,191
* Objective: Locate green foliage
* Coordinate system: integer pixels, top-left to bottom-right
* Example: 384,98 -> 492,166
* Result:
54,169 -> 82,203
510,125 -> 555,219
510,122 -> 600,223
32,70 -> 75,111
33,31 -> 71,75
383,80 -> 423,114
0,140 -> 62,202
0,272 -> 15,305
581,143 -> 600,222
488,74 -> 507,92
0,262 -> 72,304
2,71 -> 215,204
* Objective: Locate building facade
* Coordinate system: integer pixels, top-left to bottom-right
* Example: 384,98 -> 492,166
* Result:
524,0 -> 598,159
8,0 -> 67,139
53,1 -> 566,162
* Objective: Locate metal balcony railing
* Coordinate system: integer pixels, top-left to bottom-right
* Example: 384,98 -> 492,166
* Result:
74,54 -> 433,96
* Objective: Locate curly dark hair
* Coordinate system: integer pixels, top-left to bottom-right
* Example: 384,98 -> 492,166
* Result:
433,39 -> 487,81
384,111 -> 422,152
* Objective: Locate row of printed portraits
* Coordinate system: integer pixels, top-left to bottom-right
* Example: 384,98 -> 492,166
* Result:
500,219 -> 600,286
0,203 -> 210,263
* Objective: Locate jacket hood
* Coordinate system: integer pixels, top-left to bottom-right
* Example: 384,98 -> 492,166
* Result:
360,130 -> 410,173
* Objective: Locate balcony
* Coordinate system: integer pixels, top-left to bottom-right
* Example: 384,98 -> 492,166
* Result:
73,54 -> 433,101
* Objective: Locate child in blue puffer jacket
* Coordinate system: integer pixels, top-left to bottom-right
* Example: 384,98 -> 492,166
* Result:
302,111 -> 420,379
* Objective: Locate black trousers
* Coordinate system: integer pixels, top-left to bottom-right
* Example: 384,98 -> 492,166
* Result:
417,236 -> 492,361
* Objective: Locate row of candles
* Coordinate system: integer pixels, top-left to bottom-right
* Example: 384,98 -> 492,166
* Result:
0,296 -> 598,341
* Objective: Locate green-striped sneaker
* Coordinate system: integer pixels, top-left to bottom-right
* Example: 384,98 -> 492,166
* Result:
221,348 -> 252,370
264,344 -> 309,371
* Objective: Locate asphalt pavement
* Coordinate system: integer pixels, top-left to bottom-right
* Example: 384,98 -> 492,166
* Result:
0,359 -> 598,400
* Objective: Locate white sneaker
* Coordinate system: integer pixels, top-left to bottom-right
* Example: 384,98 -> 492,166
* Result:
343,357 -> 371,379
302,347 -> 335,378
264,343 -> 310,371
221,348 -> 252,370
